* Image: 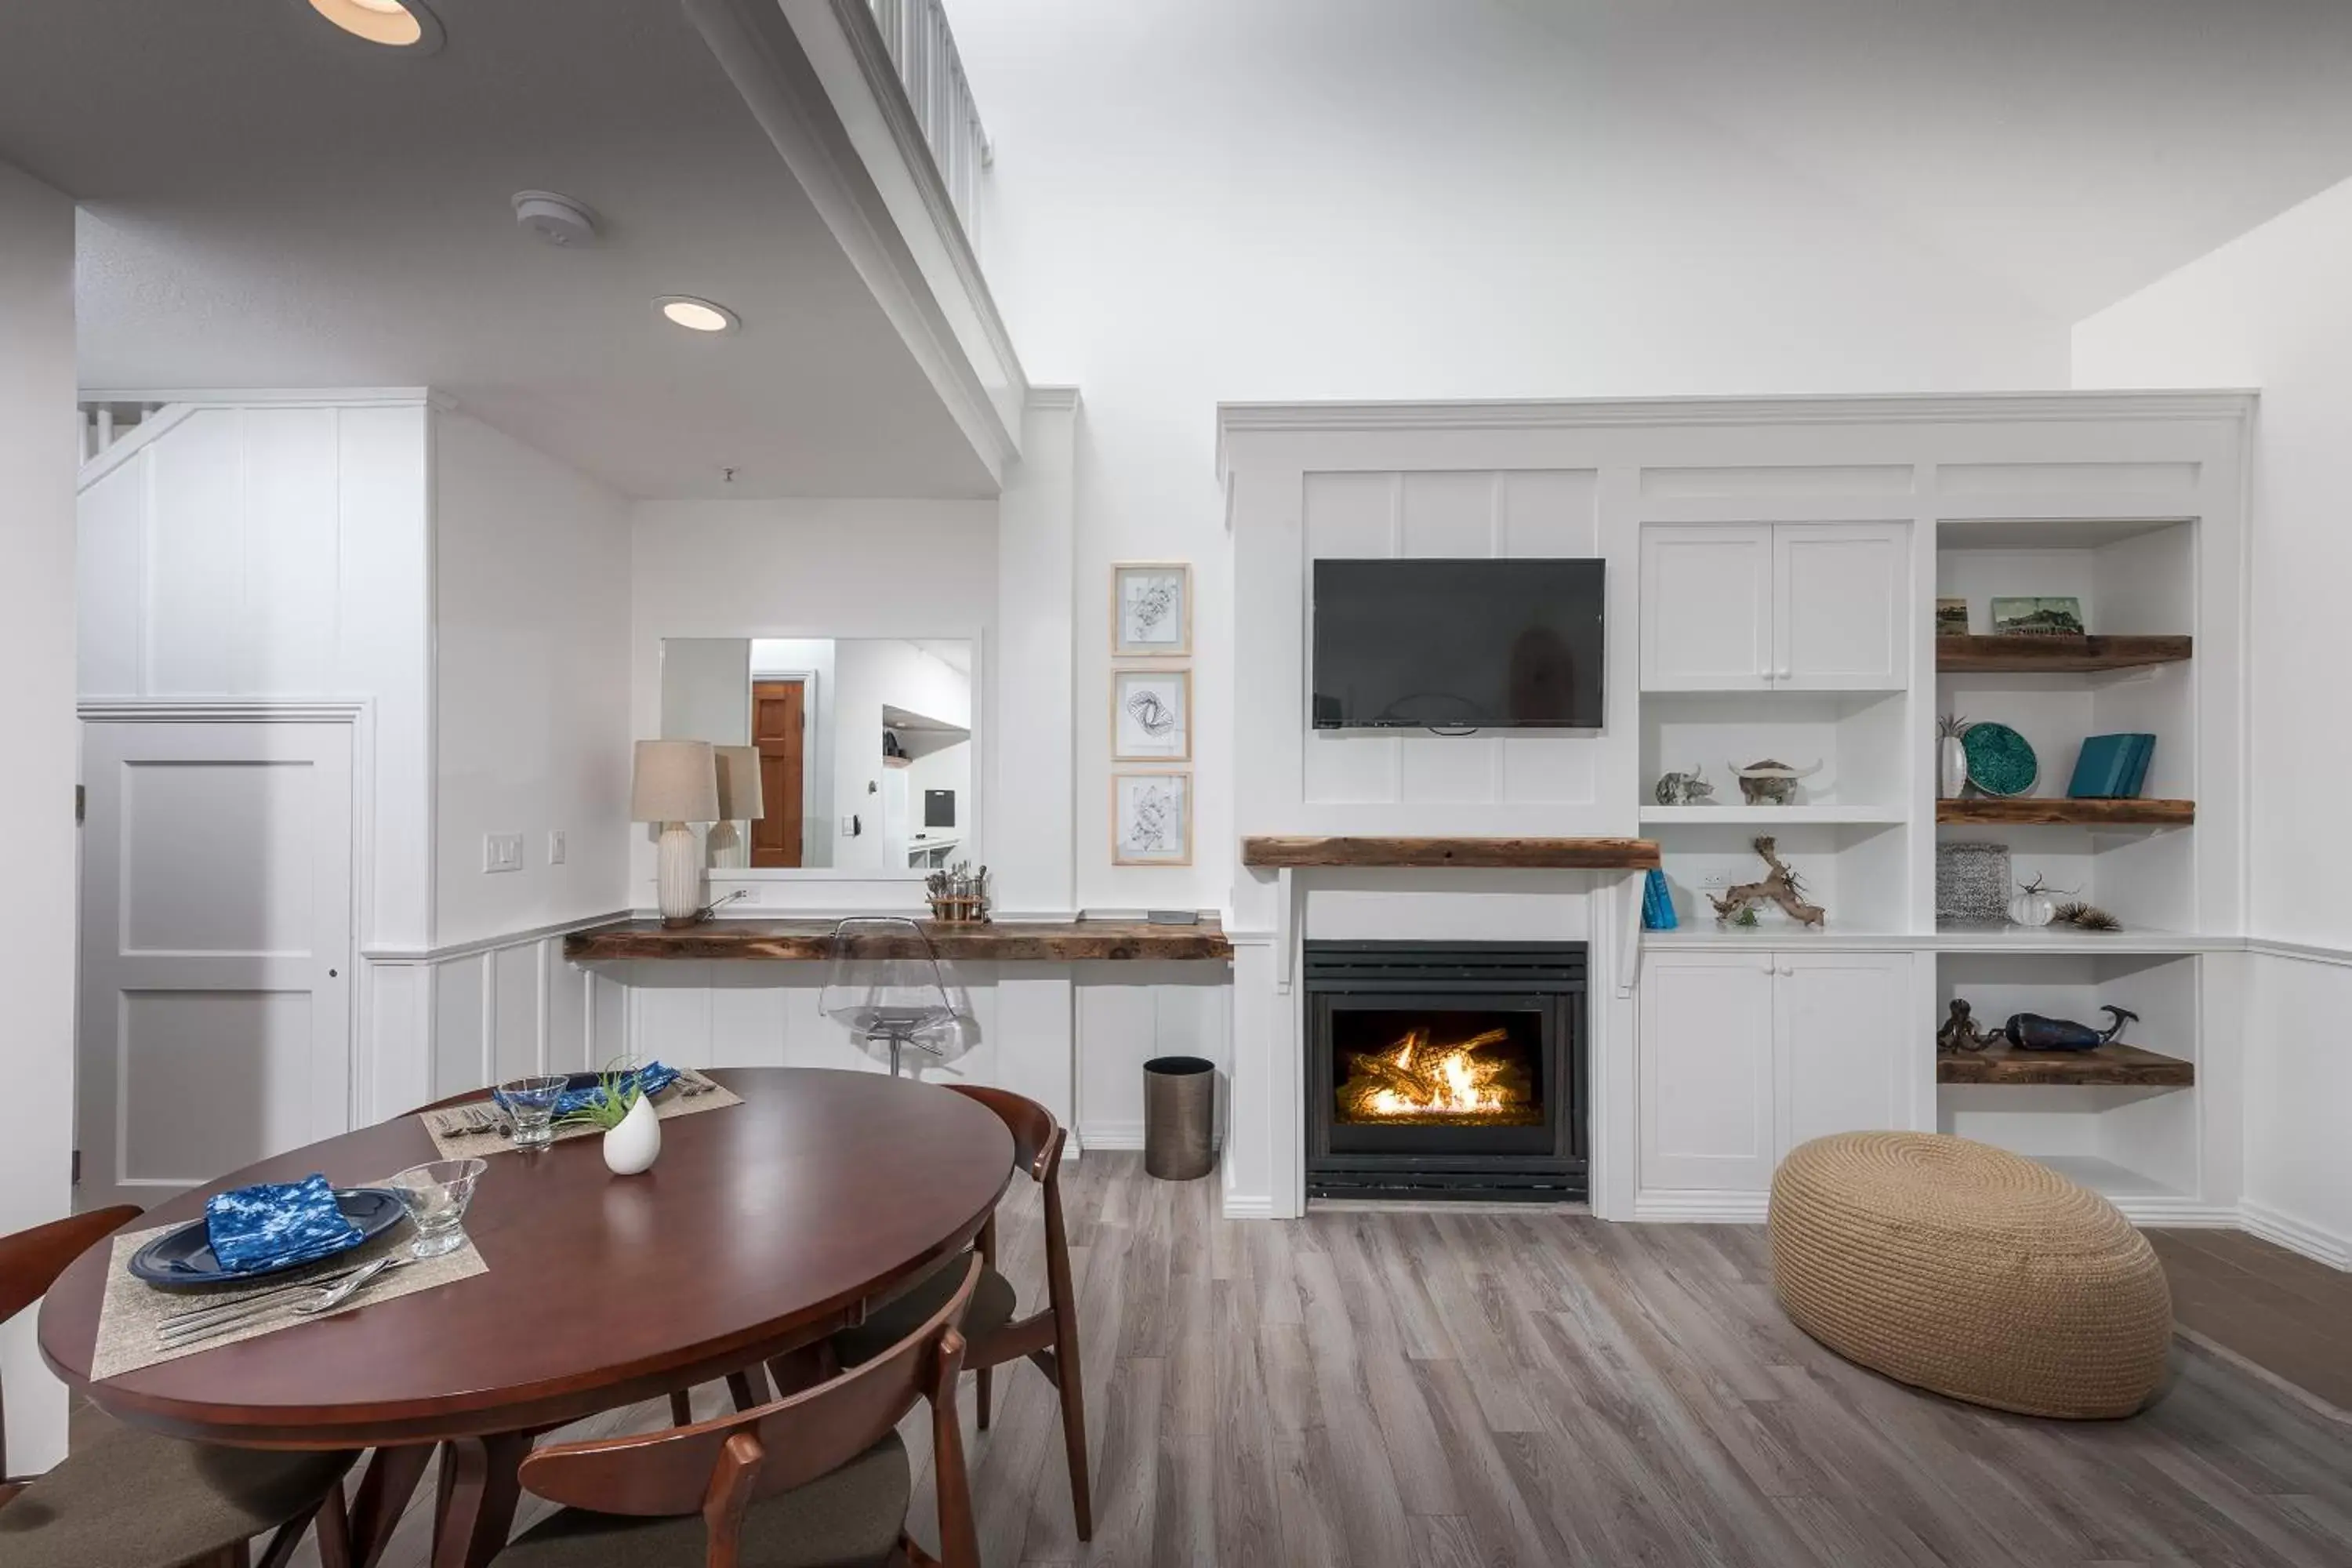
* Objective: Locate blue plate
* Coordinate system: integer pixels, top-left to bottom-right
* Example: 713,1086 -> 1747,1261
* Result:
1962,721 -> 2038,798
127,1189 -> 406,1290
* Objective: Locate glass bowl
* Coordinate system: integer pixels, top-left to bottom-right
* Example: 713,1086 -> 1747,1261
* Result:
495,1074 -> 568,1148
385,1158 -> 487,1258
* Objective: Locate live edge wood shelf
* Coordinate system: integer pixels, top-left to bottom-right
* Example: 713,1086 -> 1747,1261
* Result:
563,918 -> 1234,963
1937,1042 -> 2195,1088
1240,836 -> 1661,870
1936,798 -> 2195,828
1936,634 -> 2192,673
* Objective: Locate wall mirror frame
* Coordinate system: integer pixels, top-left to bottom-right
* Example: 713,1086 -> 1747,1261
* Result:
655,633 -> 984,883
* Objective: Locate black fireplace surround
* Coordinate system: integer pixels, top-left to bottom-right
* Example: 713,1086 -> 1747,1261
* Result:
1304,940 -> 1587,1201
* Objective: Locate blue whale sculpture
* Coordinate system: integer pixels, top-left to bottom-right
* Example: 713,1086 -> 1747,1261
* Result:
2001,1004 -> 2136,1052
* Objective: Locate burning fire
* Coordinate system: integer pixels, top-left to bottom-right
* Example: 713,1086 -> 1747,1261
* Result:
1338,1026 -> 1537,1124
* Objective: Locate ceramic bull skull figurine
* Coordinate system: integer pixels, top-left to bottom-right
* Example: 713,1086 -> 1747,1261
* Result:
1727,757 -> 1822,807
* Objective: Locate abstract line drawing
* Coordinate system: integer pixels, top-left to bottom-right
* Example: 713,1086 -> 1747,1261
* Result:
1113,772 -> 1191,864
1112,564 -> 1191,655
1113,669 -> 1191,760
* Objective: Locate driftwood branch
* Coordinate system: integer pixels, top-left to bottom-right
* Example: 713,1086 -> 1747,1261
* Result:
1707,836 -> 1826,927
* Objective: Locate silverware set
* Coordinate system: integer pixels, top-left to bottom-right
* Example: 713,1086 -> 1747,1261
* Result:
154,1254 -> 411,1347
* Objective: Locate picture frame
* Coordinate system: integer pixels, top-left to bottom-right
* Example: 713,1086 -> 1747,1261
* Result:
1112,667 -> 1192,762
1935,597 -> 1969,637
1111,562 -> 1192,657
1990,595 -> 2086,637
1111,771 -> 1192,866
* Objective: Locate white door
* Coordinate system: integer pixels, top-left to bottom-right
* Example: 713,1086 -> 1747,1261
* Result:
1639,951 -> 1777,1192
1640,525 -> 1773,691
1773,523 -> 1908,690
78,720 -> 354,1212
1774,950 -> 1911,1154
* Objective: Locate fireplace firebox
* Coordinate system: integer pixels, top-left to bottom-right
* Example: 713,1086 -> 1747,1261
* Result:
1305,941 -> 1587,1201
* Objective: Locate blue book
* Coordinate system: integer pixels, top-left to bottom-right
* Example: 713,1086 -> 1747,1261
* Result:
1641,867 -> 1678,931
2067,735 -> 2133,798
2120,733 -> 2155,797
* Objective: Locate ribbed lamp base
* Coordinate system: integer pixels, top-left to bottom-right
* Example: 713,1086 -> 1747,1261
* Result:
657,822 -> 704,927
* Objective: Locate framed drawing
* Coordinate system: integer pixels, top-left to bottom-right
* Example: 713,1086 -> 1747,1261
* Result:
1111,771 -> 1192,866
1112,562 -> 1191,657
1112,668 -> 1192,762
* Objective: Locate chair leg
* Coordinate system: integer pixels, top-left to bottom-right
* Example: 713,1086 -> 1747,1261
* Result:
975,1366 -> 993,1431
256,1477 -> 352,1568
726,1367 -> 768,1412
668,1389 -> 694,1427
1054,1346 -> 1092,1541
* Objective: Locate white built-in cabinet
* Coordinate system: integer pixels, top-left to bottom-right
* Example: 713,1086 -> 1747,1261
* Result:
1641,522 -> 1907,691
1639,949 -> 1912,1195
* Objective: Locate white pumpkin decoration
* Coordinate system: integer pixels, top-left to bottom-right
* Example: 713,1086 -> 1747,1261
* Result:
2007,877 -> 2057,928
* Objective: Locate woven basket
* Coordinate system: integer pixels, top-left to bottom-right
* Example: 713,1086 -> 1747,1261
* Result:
1769,1132 -> 2172,1419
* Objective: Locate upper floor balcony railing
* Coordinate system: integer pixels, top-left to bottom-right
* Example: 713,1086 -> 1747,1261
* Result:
864,0 -> 993,252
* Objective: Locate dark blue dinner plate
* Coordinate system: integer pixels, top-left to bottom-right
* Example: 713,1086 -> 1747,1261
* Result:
127,1188 -> 407,1290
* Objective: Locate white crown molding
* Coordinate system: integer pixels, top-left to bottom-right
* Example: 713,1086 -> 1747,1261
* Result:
1027,385 -> 1082,413
2247,937 -> 2352,969
78,699 -> 370,724
79,387 -> 448,409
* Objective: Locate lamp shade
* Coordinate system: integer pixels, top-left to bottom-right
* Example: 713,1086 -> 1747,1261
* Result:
630,739 -> 719,823
713,744 -> 764,821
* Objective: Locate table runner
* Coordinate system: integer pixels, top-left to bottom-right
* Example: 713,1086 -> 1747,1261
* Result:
420,1069 -> 743,1160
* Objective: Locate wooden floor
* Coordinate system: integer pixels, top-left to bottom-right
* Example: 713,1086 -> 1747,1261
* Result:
245,1154 -> 2350,1566
2147,1226 -> 2352,1415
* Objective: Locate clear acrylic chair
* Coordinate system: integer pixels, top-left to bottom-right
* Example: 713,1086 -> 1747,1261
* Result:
819,917 -> 975,1077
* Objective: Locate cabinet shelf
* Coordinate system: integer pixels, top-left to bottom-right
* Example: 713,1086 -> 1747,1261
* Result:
1936,798 -> 2194,828
1936,1042 -> 2194,1088
1936,635 -> 2190,673
1641,804 -> 1905,826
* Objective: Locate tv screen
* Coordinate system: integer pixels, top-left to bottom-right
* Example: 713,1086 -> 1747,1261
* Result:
1312,558 -> 1605,729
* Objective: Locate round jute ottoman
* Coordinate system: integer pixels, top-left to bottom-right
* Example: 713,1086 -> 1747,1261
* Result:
1768,1132 -> 2172,1418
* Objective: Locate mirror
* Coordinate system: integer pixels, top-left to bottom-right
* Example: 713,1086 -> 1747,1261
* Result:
659,637 -> 975,873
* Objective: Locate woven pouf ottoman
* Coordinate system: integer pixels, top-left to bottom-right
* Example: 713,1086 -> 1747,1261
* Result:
1768,1131 -> 2172,1418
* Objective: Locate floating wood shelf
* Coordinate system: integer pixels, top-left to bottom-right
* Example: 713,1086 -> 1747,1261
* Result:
564,917 -> 1232,963
1240,835 -> 1661,870
1938,1043 -> 2194,1088
1936,798 -> 2194,828
1937,634 -> 2191,673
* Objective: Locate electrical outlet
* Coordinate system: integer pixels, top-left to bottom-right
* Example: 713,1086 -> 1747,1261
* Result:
483,833 -> 524,873
547,829 -> 567,865
1699,869 -> 1735,890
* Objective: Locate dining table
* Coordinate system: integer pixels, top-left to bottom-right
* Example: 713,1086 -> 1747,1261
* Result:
37,1066 -> 1016,1568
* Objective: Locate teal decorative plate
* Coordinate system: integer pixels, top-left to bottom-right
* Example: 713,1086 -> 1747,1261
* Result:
1962,721 -> 2038,797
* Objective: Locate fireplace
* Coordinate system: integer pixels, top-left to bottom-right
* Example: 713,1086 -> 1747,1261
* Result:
1304,941 -> 1587,1200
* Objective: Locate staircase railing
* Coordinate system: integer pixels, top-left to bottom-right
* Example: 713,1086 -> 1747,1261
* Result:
80,400 -> 167,464
863,0 -> 993,250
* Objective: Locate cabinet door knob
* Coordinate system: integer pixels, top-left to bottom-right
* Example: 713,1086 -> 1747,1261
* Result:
1779,965 -> 1795,976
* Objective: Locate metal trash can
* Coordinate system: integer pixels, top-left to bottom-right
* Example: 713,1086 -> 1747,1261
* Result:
1143,1055 -> 1216,1181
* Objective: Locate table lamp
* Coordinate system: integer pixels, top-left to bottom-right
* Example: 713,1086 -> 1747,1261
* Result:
707,744 -> 764,870
632,739 -> 719,927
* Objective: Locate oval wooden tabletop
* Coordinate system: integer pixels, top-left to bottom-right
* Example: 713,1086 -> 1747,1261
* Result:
38,1068 -> 1014,1448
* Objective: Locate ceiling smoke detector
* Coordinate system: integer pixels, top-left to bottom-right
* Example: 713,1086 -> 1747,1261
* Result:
303,0 -> 445,52
512,191 -> 601,249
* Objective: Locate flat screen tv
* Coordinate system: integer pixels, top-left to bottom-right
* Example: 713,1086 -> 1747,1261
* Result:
1312,557 -> 1605,730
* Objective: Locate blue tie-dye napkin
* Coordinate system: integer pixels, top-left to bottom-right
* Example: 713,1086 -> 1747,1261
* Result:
554,1062 -> 682,1117
204,1173 -> 363,1273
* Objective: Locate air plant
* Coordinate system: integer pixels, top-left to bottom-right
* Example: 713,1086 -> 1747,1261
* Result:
1938,712 -> 1972,739
557,1059 -> 644,1131
2053,900 -> 2124,932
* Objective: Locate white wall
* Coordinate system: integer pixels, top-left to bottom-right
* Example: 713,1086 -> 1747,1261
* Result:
659,637 -> 752,746
2076,174 -> 2352,1262
0,158 -> 78,1473
949,0 -> 2070,912
433,409 -> 633,949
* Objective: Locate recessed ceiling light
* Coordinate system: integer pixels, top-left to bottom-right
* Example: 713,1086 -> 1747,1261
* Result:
656,296 -> 741,334
304,0 -> 444,51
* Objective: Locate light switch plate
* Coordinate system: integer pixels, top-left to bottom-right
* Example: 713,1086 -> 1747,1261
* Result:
484,833 -> 524,873
547,829 -> 567,865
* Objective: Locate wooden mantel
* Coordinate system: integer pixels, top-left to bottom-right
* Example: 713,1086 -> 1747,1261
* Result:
1240,836 -> 1661,870
564,917 -> 1233,963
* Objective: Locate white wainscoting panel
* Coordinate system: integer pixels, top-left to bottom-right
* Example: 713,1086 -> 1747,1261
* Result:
1074,966 -> 1234,1150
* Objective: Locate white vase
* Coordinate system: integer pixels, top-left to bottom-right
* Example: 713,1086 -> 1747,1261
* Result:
656,822 -> 703,927
602,1093 -> 662,1175
1939,735 -> 1969,798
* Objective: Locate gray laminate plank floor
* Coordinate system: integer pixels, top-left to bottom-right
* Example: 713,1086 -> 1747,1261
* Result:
246,1152 -> 2350,1567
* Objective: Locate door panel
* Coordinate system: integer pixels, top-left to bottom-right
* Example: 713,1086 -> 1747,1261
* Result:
78,720 -> 353,1211
1776,951 -> 1911,1153
1640,525 -> 1773,690
1639,952 -> 1777,1192
1774,523 -> 1907,689
750,681 -> 805,869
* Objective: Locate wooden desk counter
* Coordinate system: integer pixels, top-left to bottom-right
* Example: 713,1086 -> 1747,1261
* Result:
563,916 -> 1234,964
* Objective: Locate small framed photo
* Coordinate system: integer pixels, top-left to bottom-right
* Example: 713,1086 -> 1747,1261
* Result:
1991,596 -> 2086,637
1935,597 -> 1969,637
1112,562 -> 1191,657
1112,771 -> 1192,866
1112,668 -> 1192,761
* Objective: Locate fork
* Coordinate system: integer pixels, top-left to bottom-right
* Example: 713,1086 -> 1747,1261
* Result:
157,1256 -> 411,1345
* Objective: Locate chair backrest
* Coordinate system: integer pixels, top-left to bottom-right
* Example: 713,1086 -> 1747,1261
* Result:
519,1255 -> 983,1566
949,1084 -> 1065,1187
0,1206 -> 142,1477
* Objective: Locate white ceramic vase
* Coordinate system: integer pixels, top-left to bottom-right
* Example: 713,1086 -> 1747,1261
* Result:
656,822 -> 704,927
1939,735 -> 1969,799
602,1092 -> 662,1175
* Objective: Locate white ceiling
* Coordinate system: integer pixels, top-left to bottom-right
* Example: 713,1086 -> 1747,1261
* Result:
1509,0 -> 2352,322
0,0 -> 998,499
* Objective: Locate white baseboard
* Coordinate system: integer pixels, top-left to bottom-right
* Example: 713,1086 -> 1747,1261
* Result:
2240,1200 -> 2352,1272
2108,1198 -> 2240,1229
1222,1193 -> 1275,1220
1632,1189 -> 1773,1224
1078,1121 -> 1145,1151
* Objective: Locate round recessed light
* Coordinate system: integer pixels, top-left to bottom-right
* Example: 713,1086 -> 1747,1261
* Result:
656,296 -> 741,334
304,0 -> 444,51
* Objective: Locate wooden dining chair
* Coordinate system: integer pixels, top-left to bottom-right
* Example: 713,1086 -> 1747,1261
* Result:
0,1207 -> 357,1568
828,1084 -> 1092,1541
499,1255 -> 984,1568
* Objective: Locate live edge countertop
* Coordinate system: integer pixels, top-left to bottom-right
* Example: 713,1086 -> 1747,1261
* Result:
563,916 -> 1235,963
